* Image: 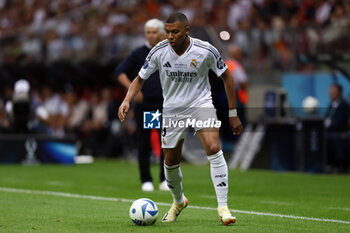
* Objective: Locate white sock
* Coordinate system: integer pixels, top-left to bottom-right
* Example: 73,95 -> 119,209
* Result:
207,150 -> 228,208
164,163 -> 184,204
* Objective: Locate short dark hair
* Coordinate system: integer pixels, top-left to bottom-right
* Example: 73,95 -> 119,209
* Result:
166,12 -> 189,26
332,83 -> 343,94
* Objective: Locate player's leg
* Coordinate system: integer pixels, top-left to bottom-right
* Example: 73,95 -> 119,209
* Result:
164,139 -> 184,199
196,128 -> 228,207
196,128 -> 236,225
162,139 -> 188,222
158,130 -> 168,190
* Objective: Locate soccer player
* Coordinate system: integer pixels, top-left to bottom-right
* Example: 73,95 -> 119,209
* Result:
115,19 -> 168,192
118,12 -> 243,225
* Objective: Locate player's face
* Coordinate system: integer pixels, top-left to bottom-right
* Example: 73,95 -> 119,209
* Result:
329,86 -> 340,101
145,27 -> 162,47
165,21 -> 189,50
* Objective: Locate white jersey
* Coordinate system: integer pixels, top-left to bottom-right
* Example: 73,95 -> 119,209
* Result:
138,37 -> 227,111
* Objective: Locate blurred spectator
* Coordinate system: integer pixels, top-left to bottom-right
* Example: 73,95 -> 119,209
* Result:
227,0 -> 252,31
20,28 -> 43,62
296,0 -> 315,24
315,0 -> 332,25
31,0 -> 48,33
233,19 -> 251,55
325,84 -> 350,173
65,86 -> 89,134
40,84 -> 69,137
45,29 -> 66,63
5,79 -> 49,133
226,44 -> 248,126
0,99 -> 10,132
55,10 -> 72,38
323,2 -> 349,44
81,88 -> 110,156
65,21 -> 88,62
5,79 -> 32,133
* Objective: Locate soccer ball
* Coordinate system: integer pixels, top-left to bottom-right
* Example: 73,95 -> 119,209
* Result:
302,96 -> 319,114
129,198 -> 159,226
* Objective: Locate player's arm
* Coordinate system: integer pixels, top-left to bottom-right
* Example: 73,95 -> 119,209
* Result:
118,75 -> 145,122
117,73 -> 143,102
221,69 -> 243,135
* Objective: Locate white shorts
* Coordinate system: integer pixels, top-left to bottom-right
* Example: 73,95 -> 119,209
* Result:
161,107 -> 220,148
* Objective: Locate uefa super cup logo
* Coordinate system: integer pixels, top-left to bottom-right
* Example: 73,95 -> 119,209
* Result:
25,137 -> 37,160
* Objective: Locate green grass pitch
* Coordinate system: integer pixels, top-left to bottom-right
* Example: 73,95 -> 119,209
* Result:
0,159 -> 349,233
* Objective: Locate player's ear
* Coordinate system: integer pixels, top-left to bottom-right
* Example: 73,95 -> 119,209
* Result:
185,25 -> 189,36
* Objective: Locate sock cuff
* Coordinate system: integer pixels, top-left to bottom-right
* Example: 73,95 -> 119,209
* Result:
207,150 -> 224,161
164,163 -> 180,170
207,150 -> 225,168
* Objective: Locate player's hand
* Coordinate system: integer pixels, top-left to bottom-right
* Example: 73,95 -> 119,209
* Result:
118,101 -> 130,122
229,117 -> 243,135
134,92 -> 144,103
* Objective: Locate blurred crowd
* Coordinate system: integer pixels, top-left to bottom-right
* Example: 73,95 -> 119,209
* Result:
0,0 -> 350,66
0,79 -> 138,157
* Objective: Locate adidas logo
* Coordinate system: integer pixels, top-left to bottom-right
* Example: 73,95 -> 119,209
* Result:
163,61 -> 172,67
217,182 -> 226,187
162,213 -> 168,221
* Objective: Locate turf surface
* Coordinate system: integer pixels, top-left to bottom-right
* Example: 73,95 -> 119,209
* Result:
0,159 -> 349,233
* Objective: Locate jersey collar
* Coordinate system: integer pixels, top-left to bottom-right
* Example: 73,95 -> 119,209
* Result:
169,36 -> 193,55
185,37 -> 193,54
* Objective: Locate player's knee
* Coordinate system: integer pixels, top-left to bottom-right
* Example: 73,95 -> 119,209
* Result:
207,144 -> 221,155
164,155 -> 181,166
164,159 -> 177,166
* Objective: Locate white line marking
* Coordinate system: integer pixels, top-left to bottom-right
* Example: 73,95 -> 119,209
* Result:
0,187 -> 349,225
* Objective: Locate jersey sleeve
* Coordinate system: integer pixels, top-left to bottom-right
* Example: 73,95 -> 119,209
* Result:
138,49 -> 159,80
207,44 -> 227,77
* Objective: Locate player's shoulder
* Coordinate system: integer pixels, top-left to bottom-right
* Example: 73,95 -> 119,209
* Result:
153,39 -> 169,50
147,40 -> 169,58
192,38 -> 217,49
192,38 -> 210,47
192,38 -> 220,58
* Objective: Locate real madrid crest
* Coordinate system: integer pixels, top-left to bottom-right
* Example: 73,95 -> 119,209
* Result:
190,59 -> 197,68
